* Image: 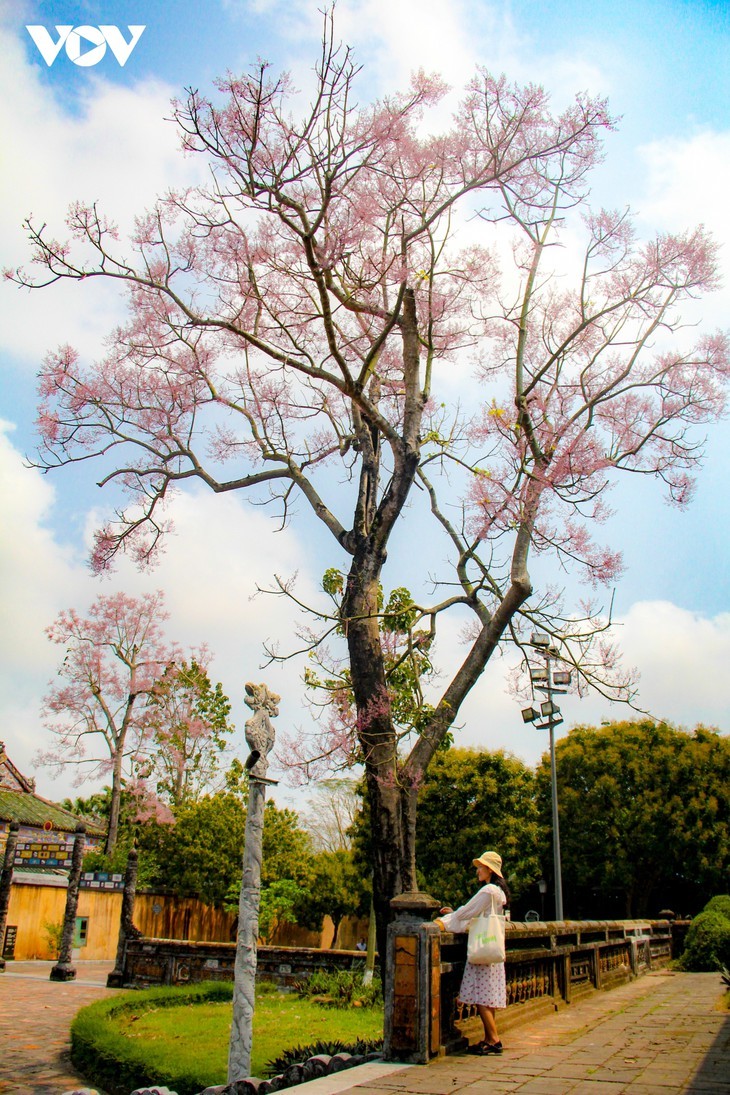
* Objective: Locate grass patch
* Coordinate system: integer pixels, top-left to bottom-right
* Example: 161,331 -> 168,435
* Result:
72,981 -> 384,1095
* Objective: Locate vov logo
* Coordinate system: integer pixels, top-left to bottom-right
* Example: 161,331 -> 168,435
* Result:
26,25 -> 146,67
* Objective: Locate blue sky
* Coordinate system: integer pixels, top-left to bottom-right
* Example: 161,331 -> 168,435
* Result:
1,0 -> 728,805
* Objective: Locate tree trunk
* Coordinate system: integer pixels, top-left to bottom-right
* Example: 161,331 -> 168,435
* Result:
344,552 -> 410,962
106,747 -> 125,854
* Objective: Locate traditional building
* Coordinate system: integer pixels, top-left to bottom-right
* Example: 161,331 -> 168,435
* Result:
0,741 -> 105,865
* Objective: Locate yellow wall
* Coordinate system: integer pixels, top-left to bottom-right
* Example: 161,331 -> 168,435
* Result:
4,881 -> 370,961
5,883 -> 122,960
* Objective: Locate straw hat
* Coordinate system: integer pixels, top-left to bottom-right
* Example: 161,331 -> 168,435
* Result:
472,850 -> 504,878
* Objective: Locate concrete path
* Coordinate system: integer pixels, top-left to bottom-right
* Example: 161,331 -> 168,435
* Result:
0,961 -> 117,1095
0,964 -> 726,1094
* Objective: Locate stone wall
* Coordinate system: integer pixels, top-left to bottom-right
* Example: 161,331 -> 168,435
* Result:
121,937 -> 367,990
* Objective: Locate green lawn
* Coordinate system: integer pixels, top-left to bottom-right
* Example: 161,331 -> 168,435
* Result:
72,983 -> 384,1095
117,992 -> 384,1080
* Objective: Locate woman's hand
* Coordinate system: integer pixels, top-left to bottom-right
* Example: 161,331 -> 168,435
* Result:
440,906 -> 453,914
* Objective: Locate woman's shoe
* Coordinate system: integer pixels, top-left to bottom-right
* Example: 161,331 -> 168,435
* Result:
469,1040 -> 503,1056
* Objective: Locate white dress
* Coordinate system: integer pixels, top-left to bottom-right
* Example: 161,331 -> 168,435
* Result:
438,883 -> 507,1009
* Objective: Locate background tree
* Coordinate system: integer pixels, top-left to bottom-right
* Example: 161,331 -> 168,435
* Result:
15,17 -> 729,948
61,786 -> 161,884
150,791 -> 314,909
539,721 -> 730,918
146,789 -> 246,908
138,659 -> 234,806
40,591 -> 175,853
301,848 -> 370,946
299,777 -> 361,852
415,747 -> 541,911
255,879 -> 309,944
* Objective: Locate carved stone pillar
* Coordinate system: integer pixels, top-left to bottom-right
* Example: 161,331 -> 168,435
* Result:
228,681 -> 279,1083
0,821 -> 20,972
50,823 -> 86,982
107,845 -> 140,987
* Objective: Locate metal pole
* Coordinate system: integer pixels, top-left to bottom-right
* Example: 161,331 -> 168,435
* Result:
546,653 -> 564,922
548,719 -> 564,921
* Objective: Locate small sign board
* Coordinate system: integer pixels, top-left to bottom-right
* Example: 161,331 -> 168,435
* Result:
14,841 -> 74,868
3,925 -> 17,959
80,871 -> 125,891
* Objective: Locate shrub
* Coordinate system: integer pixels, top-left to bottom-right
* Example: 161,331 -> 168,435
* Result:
704,895 -> 730,920
42,919 -> 64,959
296,969 -> 383,1008
678,909 -> 730,972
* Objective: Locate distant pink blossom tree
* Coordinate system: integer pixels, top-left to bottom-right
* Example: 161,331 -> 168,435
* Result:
12,16 -> 729,945
40,591 -> 176,852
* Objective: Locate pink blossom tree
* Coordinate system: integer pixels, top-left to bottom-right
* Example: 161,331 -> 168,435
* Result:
12,18 -> 729,945
40,591 -> 177,852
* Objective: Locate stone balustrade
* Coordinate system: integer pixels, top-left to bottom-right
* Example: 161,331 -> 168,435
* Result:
382,891 -> 675,1064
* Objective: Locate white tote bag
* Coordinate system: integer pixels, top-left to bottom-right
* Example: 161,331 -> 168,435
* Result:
467,890 -> 506,965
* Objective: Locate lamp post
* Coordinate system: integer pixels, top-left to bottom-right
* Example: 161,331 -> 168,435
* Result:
521,633 -> 571,922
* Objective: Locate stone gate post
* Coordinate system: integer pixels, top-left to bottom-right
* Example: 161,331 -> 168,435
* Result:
0,821 -> 20,971
50,823 -> 86,982
383,891 -> 442,1064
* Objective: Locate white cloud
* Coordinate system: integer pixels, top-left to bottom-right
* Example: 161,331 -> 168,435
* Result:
0,24 -> 204,366
0,421 -> 89,789
0,419 -> 321,802
609,600 -> 730,730
634,130 -> 730,328
454,599 -> 730,769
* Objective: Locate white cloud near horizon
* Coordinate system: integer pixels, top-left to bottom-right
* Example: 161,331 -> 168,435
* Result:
0,422 -> 318,802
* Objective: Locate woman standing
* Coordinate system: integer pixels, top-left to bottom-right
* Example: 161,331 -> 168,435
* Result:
434,850 -> 509,1055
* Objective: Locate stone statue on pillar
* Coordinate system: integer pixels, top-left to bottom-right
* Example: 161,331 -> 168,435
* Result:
243,681 -> 279,780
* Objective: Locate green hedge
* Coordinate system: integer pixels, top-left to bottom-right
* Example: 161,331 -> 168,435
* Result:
704,895 -> 730,921
677,895 -> 730,972
71,981 -> 233,1095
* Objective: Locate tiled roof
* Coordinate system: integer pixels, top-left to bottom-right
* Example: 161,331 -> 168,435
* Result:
0,789 -> 106,836
0,742 -> 35,793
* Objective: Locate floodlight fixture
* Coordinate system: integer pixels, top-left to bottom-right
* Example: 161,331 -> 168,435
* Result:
530,667 -> 548,683
530,632 -> 550,647
521,706 -> 540,723
541,700 -> 560,718
553,670 -> 572,686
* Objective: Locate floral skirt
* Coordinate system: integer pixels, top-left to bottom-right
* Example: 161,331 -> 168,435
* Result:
458,960 -> 507,1008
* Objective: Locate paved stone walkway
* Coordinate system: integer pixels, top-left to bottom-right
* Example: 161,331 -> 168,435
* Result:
0,961 -> 117,1095
331,971 -> 729,1095
0,964 -> 726,1094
